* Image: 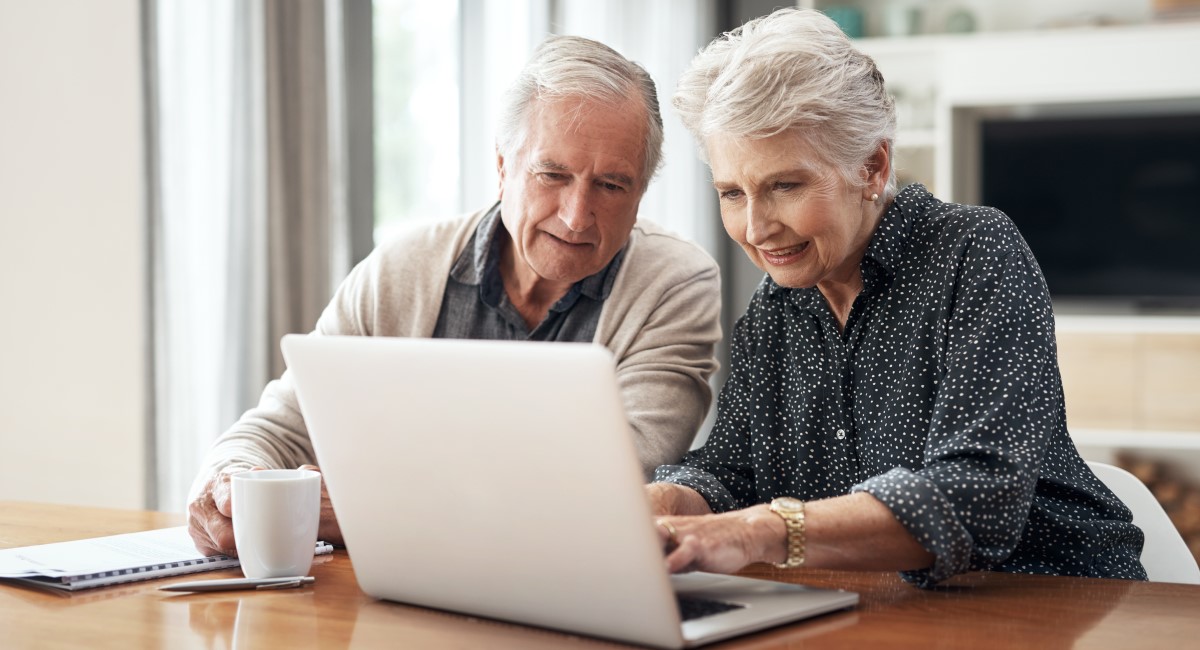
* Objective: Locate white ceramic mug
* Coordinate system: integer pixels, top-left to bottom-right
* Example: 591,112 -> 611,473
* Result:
231,469 -> 322,579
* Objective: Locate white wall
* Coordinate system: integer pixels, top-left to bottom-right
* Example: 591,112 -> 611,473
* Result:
0,0 -> 147,508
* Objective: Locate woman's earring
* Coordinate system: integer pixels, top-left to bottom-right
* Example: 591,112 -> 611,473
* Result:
869,193 -> 879,202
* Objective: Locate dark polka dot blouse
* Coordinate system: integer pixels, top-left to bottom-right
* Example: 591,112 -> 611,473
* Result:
654,183 -> 1147,587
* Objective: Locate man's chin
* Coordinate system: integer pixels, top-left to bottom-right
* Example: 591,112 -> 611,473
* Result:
528,258 -> 598,286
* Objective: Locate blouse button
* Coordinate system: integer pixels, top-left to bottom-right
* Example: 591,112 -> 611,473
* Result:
836,428 -> 847,439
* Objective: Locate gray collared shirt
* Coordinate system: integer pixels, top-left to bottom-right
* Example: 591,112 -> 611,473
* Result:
431,203 -> 626,341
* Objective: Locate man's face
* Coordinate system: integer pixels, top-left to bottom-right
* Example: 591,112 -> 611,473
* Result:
497,97 -> 647,292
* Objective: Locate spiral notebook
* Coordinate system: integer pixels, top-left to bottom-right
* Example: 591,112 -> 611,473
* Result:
0,526 -> 333,591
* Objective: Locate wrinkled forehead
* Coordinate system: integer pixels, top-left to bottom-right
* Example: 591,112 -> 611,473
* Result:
530,94 -> 647,135
705,129 -> 832,177
521,96 -> 649,173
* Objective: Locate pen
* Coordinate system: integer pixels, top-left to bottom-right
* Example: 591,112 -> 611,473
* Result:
159,576 -> 316,592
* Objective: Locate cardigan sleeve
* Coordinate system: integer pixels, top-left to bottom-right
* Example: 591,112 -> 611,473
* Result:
187,211 -> 482,504
186,250 -> 382,502
597,223 -> 723,480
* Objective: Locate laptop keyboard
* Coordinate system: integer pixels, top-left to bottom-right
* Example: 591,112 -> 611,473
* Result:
676,595 -> 746,621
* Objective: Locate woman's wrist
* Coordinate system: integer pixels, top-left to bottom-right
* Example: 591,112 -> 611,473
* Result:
744,504 -> 789,565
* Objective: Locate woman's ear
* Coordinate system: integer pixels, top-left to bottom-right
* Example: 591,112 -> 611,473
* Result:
862,140 -> 891,197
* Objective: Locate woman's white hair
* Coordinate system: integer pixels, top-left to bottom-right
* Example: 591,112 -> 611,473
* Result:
674,8 -> 897,199
496,35 -> 665,187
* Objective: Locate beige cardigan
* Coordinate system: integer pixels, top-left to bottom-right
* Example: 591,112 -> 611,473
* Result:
189,209 -> 722,501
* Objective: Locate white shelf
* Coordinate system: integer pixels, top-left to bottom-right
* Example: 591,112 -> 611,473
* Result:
1055,315 -> 1200,334
1072,429 -> 1200,451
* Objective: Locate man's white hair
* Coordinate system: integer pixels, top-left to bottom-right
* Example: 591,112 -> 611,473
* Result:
674,8 -> 897,198
496,35 -> 665,188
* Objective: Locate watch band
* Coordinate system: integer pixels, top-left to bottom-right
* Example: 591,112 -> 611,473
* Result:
769,497 -> 806,569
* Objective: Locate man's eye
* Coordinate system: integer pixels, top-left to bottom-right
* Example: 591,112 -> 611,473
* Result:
600,181 -> 625,192
774,181 -> 798,191
719,189 -> 743,201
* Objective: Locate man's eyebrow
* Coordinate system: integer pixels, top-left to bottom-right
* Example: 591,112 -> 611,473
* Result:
530,160 -> 635,187
530,159 -> 570,172
598,172 -> 635,187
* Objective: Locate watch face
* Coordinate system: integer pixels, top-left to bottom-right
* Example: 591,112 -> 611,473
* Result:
773,496 -> 804,512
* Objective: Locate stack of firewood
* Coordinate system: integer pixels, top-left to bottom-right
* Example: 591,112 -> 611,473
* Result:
1115,452 -> 1200,563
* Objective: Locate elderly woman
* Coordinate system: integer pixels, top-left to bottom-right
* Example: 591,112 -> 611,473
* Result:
648,8 -> 1146,587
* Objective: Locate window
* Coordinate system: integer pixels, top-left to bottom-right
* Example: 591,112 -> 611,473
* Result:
372,0 -> 460,242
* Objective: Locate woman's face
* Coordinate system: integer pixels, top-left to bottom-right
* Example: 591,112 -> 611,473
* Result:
706,130 -> 883,292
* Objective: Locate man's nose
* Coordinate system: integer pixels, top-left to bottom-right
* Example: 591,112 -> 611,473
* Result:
560,183 -> 596,232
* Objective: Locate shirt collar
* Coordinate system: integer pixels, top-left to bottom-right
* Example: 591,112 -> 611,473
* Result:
448,202 -> 628,310
863,182 -> 928,276
448,202 -> 502,290
763,183 -> 931,307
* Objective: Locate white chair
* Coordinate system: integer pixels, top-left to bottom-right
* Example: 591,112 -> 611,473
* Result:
1086,461 -> 1200,584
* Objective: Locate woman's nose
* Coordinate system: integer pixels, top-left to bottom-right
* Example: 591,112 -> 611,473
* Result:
744,198 -> 776,245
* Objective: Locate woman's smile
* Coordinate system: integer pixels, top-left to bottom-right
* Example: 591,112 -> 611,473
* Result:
758,242 -> 810,265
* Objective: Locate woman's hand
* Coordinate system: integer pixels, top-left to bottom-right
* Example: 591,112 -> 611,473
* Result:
655,505 -> 786,574
645,482 -> 713,517
654,493 -> 936,575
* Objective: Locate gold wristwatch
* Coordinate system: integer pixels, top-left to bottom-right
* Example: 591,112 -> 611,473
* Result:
769,496 -> 806,569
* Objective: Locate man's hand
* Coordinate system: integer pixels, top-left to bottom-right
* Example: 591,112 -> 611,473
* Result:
187,467 -> 249,557
188,464 -> 345,556
298,465 -> 345,547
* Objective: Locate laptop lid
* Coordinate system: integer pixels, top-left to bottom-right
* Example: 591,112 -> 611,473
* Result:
281,335 -> 856,648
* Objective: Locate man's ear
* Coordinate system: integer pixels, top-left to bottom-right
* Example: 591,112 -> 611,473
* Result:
496,146 -> 506,200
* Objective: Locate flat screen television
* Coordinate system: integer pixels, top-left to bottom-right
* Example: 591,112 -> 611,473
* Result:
980,113 -> 1200,308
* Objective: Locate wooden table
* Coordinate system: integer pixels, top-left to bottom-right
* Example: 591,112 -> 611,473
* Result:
3,501 -> 1199,649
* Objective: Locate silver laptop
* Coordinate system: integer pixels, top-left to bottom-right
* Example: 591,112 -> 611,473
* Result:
281,334 -> 858,649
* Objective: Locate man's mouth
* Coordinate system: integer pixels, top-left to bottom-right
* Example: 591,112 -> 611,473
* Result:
546,232 -> 593,247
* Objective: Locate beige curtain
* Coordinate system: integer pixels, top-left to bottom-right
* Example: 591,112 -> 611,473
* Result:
263,0 -> 350,376
147,0 -> 371,510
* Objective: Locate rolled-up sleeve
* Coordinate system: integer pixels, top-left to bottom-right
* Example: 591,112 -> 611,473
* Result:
858,226 -> 1059,585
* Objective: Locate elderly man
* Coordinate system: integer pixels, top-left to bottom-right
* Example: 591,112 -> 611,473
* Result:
187,35 -> 721,556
